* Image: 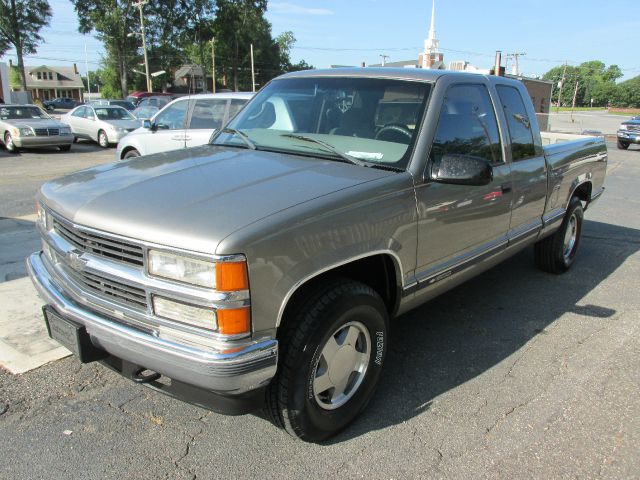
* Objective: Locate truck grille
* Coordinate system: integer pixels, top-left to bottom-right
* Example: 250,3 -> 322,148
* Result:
626,124 -> 640,132
53,217 -> 144,267
65,266 -> 148,310
35,128 -> 60,136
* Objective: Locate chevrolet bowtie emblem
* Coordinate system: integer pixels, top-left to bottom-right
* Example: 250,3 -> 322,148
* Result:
67,251 -> 87,271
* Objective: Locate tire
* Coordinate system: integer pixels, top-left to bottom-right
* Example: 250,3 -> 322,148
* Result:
98,130 -> 109,148
4,132 -> 18,153
535,196 -> 584,274
58,145 -> 72,152
265,279 -> 388,442
123,149 -> 140,159
72,136 -> 79,143
617,139 -> 630,150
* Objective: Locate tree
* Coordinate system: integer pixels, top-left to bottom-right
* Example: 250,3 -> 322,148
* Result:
276,31 -> 313,73
0,0 -> 52,91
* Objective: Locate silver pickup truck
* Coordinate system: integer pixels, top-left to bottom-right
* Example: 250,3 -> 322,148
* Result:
27,69 -> 606,442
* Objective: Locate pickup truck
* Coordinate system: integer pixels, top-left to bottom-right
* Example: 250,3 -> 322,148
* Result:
616,117 -> 640,149
27,69 -> 607,442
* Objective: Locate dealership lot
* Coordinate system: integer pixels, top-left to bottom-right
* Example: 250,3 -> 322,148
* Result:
0,142 -> 638,479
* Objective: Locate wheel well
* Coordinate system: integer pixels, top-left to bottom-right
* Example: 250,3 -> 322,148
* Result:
572,181 -> 592,206
278,254 -> 400,332
121,146 -> 138,159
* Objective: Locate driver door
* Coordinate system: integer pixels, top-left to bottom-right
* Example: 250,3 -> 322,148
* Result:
413,82 -> 512,290
144,99 -> 189,155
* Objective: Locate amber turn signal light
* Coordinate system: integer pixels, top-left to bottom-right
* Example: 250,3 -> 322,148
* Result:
216,261 -> 249,291
217,307 -> 251,335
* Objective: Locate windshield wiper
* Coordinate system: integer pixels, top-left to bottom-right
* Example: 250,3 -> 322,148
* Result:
280,133 -> 368,167
219,127 -> 257,150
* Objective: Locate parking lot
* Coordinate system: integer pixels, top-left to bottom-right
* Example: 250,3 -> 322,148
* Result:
0,142 -> 639,479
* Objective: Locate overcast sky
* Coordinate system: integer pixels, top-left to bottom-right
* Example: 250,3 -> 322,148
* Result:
2,0 -> 639,81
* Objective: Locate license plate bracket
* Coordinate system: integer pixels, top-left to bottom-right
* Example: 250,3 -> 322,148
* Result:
43,306 -> 108,363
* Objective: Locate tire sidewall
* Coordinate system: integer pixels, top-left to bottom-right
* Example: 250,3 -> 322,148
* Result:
4,133 -> 16,152
124,149 -> 140,159
555,198 -> 584,269
98,131 -> 109,148
286,289 -> 388,440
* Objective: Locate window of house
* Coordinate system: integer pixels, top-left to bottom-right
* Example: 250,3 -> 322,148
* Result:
496,85 -> 537,161
37,72 -> 42,80
430,83 -> 503,166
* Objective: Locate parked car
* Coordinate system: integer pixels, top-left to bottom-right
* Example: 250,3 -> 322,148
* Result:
131,105 -> 159,121
61,105 -> 140,148
89,99 -> 136,111
616,117 -> 640,149
126,91 -> 173,106
116,92 -> 253,159
43,97 -> 76,111
28,69 -> 607,442
0,104 -> 73,153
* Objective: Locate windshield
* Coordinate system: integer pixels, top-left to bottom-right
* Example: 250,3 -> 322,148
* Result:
95,107 -> 135,121
212,77 -> 431,169
0,106 -> 50,120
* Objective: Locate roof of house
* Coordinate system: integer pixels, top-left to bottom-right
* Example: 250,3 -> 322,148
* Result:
175,65 -> 205,79
24,65 -> 84,89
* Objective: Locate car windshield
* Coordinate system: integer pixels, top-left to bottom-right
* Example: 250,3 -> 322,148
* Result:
0,106 -> 50,120
95,107 -> 135,120
212,77 -> 431,170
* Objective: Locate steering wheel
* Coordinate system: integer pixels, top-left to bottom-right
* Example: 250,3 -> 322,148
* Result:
375,123 -> 412,143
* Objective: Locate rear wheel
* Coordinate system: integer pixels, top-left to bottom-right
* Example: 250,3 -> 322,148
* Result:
265,279 -> 388,442
98,130 -> 109,148
123,149 -> 140,159
535,196 -> 584,274
617,139 -> 630,150
4,132 -> 18,153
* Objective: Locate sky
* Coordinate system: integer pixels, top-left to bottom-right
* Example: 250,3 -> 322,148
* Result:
2,0 -> 640,82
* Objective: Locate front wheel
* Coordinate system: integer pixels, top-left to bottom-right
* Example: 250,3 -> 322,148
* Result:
617,139 -> 630,150
4,132 -> 18,153
98,130 -> 109,148
123,148 -> 140,159
535,196 -> 584,274
265,280 -> 388,442
58,144 -> 72,152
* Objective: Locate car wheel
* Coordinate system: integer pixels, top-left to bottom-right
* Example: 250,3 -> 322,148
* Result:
123,149 -> 140,159
58,145 -> 72,152
534,196 -> 584,274
72,136 -> 79,144
265,279 -> 388,442
98,130 -> 109,148
4,132 -> 18,153
617,139 -> 630,150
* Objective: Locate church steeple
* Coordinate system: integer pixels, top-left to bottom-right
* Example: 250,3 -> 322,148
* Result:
421,0 -> 443,69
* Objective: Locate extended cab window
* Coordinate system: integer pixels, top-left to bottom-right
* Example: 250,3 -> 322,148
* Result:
188,99 -> 226,129
154,100 -> 188,130
496,85 -> 536,161
430,84 -> 502,165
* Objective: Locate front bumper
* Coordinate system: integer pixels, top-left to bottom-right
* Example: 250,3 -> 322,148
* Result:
617,130 -> 640,144
27,252 -> 278,398
107,130 -> 133,143
14,134 -> 74,148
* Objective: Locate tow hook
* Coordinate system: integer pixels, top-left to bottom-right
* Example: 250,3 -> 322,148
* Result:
132,368 -> 161,384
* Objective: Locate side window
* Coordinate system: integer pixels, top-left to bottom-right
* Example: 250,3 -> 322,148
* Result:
188,99 -> 227,129
72,107 -> 86,117
430,84 -> 503,165
228,99 -> 247,120
496,85 -> 536,161
154,100 -> 188,130
85,107 -> 95,119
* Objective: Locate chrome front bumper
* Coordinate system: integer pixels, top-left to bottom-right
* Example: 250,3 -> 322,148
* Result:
14,134 -> 74,148
27,252 -> 278,395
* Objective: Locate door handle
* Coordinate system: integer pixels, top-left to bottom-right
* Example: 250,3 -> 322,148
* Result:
501,182 -> 512,194
171,135 -> 184,141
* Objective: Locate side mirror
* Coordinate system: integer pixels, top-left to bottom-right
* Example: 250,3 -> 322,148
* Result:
142,119 -> 152,129
431,154 -> 493,186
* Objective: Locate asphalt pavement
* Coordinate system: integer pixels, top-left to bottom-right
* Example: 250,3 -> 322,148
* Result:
0,141 -> 638,479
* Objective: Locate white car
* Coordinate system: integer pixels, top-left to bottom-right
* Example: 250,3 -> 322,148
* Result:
115,92 -> 253,159
62,105 -> 140,148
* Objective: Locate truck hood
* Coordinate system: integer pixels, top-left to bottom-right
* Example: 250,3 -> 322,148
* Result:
40,145 -> 393,254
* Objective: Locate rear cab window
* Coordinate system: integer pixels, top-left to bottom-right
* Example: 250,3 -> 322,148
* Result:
496,85 -> 539,160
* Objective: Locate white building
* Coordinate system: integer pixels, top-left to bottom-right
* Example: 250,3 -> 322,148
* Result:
418,1 -> 444,69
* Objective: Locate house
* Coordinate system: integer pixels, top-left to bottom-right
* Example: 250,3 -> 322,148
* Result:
174,64 -> 205,92
16,65 -> 85,102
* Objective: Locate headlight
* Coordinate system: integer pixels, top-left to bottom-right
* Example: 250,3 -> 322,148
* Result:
148,250 -> 217,288
619,124 -> 628,131
18,127 -> 35,137
59,127 -> 71,135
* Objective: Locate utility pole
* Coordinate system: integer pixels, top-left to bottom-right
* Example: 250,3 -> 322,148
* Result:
133,0 -> 152,92
211,37 -> 216,94
571,80 -> 580,122
380,54 -> 389,66
84,43 -> 91,100
250,43 -> 255,93
556,62 -> 567,111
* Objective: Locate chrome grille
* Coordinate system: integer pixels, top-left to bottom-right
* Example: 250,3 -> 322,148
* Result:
53,217 -> 144,267
35,128 -> 60,136
626,124 -> 640,132
64,266 -> 148,310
